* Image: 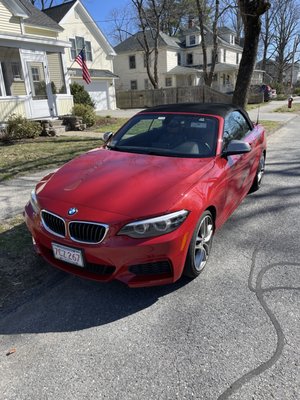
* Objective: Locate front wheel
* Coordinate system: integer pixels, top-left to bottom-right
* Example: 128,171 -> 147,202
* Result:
183,211 -> 214,279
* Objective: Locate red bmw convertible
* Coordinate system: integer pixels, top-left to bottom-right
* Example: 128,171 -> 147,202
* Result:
24,103 -> 266,287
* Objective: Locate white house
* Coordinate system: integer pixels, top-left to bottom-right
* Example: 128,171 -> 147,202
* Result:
113,25 -> 263,93
44,0 -> 118,110
0,0 -> 73,123
113,31 -> 200,91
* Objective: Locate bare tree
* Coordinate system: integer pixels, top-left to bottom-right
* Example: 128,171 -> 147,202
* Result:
270,0 -> 300,84
195,0 -> 230,87
260,7 -> 276,72
131,0 -> 167,88
222,1 -> 243,45
30,0 -> 68,9
108,5 -> 138,45
146,0 -> 196,36
233,0 -> 270,108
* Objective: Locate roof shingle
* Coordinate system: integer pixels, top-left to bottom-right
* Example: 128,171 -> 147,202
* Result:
16,0 -> 63,31
43,0 -> 77,23
114,31 -> 180,53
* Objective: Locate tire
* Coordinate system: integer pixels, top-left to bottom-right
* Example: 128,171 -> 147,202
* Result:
183,210 -> 214,279
249,152 -> 265,193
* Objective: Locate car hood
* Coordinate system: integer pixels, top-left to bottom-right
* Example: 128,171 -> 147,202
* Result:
37,148 -> 214,218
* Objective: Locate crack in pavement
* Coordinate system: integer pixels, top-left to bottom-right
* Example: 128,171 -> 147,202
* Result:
217,245 -> 300,400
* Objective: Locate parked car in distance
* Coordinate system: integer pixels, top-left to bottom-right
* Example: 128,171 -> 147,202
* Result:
24,103 -> 266,288
270,89 -> 277,99
260,84 -> 273,101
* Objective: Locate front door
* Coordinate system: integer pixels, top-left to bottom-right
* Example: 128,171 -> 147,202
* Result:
22,52 -> 54,119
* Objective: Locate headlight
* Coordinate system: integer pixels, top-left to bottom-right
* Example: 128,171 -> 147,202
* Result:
30,189 -> 39,213
118,210 -> 189,238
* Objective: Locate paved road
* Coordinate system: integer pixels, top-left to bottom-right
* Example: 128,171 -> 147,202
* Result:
1,116 -> 300,399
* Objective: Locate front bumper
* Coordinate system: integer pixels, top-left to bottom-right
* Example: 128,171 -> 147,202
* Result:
24,203 -> 194,288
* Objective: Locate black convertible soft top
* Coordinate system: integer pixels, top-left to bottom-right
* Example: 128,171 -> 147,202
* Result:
139,103 -> 253,127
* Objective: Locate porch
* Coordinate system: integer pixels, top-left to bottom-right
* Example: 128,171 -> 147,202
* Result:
0,44 -> 73,122
164,66 -> 203,88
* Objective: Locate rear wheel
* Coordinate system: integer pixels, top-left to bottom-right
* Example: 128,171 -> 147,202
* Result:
184,211 -> 214,279
249,153 -> 265,193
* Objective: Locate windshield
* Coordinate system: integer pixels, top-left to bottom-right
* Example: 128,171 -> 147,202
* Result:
109,113 -> 219,158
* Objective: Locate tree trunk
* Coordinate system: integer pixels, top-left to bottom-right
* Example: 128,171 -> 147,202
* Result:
233,18 -> 261,107
233,1 -> 270,108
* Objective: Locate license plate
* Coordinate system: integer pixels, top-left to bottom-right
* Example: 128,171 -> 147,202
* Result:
52,243 -> 84,268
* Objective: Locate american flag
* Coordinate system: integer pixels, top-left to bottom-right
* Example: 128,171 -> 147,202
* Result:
75,49 -> 92,84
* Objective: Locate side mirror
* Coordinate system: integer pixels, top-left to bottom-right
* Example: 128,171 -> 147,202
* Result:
103,131 -> 113,143
222,140 -> 251,157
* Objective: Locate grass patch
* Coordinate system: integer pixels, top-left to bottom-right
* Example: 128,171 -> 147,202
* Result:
273,103 -> 300,113
91,116 -> 129,133
0,136 -> 102,182
259,120 -> 281,133
246,103 -> 263,111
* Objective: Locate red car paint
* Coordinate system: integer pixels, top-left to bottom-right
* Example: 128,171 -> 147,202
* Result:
24,105 -> 266,287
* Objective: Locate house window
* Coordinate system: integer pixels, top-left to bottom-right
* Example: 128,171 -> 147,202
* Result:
223,49 -> 226,63
187,53 -> 193,65
236,53 -> 239,64
144,79 -> 149,89
31,67 -> 40,82
129,55 -> 136,69
28,62 -> 47,99
11,62 -> 23,80
177,53 -> 181,66
0,47 -> 26,96
189,35 -> 196,46
212,74 -> 218,82
130,80 -> 137,90
69,37 -> 93,61
85,42 -> 92,61
70,39 -> 76,59
165,77 -> 172,87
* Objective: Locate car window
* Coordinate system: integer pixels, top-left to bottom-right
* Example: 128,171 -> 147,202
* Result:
223,111 -> 251,147
110,114 -> 219,158
120,118 -> 163,141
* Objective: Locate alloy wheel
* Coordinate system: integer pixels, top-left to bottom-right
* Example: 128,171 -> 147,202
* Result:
194,214 -> 214,272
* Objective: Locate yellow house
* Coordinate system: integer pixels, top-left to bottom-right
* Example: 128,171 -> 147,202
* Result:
0,0 -> 73,123
44,0 -> 118,111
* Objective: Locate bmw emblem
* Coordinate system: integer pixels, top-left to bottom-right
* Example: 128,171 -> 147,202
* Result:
68,207 -> 78,216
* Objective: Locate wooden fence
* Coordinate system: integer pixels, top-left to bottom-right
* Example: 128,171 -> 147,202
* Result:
116,86 -> 233,109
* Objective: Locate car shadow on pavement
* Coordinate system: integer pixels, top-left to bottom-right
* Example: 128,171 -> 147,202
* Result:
0,264 -> 191,335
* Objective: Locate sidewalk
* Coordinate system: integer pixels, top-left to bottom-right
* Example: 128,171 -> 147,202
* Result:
1,98 -> 299,221
247,97 -> 299,123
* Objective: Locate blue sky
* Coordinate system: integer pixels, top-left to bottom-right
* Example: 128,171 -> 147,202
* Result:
81,0 -> 130,40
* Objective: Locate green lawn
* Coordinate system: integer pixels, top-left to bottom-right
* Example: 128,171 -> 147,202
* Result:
246,103 -> 262,111
0,136 -> 102,182
273,103 -> 300,113
259,120 -> 281,133
91,117 -> 128,133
